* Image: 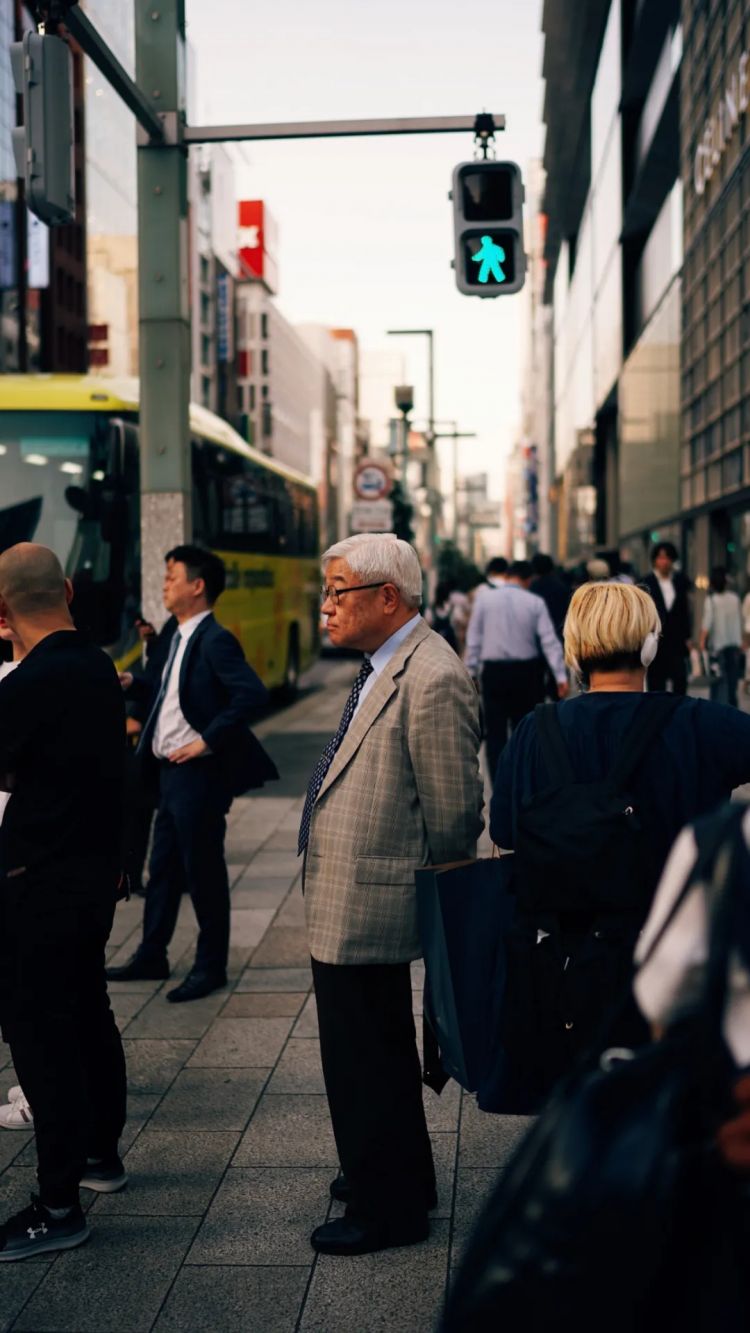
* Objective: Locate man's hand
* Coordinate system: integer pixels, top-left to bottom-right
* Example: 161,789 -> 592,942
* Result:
168,738 -> 210,765
125,716 -> 142,738
118,671 -> 134,690
557,680 -> 570,699
135,618 -> 156,643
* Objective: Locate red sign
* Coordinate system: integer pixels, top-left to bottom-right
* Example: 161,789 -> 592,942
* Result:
238,200 -> 279,294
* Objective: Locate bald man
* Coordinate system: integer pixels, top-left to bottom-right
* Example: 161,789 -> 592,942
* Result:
0,543 -> 127,1261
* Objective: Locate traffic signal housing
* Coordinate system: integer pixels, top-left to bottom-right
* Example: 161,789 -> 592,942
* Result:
451,161 -> 525,297
11,31 -> 75,226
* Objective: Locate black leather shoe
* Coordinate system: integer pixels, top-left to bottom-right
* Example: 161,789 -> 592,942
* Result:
329,1172 -> 438,1211
311,1215 -> 429,1256
166,972 -> 227,1004
105,955 -> 169,982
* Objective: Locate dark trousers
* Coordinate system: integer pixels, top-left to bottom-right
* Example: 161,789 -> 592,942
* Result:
311,957 -> 435,1226
647,649 -> 688,695
122,743 -> 156,894
710,646 -> 742,707
0,870 -> 126,1208
482,658 -> 546,786
138,759 -> 231,977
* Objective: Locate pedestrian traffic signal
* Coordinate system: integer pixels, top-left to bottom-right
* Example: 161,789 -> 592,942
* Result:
451,162 -> 525,296
11,31 -> 75,226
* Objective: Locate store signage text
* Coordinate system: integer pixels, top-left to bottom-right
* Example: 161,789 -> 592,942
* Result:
694,50 -> 749,196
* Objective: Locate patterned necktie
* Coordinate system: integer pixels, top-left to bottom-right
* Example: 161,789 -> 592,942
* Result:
297,657 -> 374,855
136,629 -> 181,756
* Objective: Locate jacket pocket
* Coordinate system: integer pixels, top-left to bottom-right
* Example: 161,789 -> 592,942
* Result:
355,855 -> 420,886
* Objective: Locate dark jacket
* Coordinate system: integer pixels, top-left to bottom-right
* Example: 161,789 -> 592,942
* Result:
643,571 -> 692,659
530,573 -> 571,641
131,613 -> 278,797
490,692 -> 750,896
0,630 -> 125,881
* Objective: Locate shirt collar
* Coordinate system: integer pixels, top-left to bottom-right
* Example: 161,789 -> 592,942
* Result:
367,613 -> 422,676
178,610 -> 212,641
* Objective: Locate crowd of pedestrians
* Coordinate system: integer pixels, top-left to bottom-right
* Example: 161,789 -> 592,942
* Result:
0,529 -> 747,1326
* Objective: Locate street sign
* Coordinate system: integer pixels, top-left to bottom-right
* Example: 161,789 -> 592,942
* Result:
354,459 -> 392,501
351,499 -> 394,532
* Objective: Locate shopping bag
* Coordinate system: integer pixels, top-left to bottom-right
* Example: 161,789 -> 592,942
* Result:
415,853 -> 514,1092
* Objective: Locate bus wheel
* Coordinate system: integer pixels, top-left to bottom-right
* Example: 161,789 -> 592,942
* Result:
281,627 -> 300,700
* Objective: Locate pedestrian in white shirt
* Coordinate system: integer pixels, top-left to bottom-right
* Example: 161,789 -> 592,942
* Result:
700,567 -> 743,706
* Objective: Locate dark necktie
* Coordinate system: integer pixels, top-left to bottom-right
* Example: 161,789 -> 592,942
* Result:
136,630 -> 181,756
297,658 -> 374,855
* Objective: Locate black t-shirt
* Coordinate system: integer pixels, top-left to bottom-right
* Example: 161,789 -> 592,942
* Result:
0,630 -> 125,881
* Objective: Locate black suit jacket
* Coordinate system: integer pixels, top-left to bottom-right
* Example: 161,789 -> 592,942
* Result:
643,572 -> 692,658
131,614 -> 278,797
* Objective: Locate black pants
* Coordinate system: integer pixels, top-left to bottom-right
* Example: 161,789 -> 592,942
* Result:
482,658 -> 546,785
709,646 -> 743,708
647,650 -> 688,695
0,870 -> 126,1208
138,759 -> 231,977
311,957 -> 435,1226
122,743 -> 157,894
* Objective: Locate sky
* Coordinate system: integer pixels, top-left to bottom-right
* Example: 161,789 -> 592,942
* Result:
185,0 -> 545,498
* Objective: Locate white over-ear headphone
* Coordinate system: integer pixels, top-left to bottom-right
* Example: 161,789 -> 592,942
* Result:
641,629 -> 660,669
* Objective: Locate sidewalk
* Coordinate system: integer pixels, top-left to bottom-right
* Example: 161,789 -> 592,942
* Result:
0,659 -> 519,1333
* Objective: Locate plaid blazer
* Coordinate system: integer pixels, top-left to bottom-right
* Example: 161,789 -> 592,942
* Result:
304,619 -> 484,964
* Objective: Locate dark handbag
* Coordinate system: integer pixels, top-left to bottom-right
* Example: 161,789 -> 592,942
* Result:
415,853 -> 514,1092
443,803 -> 750,1332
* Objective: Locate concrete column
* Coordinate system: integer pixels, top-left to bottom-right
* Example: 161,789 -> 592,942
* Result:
135,1 -> 191,627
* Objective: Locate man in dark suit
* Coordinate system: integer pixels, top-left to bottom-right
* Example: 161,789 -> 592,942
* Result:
0,543 -> 127,1260
643,542 -> 692,695
107,545 -> 277,1003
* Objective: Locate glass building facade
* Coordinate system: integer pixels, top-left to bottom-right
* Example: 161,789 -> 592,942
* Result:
542,0 -> 683,570
680,0 -> 750,592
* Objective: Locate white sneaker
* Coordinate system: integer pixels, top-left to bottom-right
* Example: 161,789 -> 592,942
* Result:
0,1096 -> 33,1129
6,1085 -> 23,1104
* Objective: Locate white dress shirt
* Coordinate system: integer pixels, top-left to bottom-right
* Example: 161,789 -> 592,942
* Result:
353,613 -> 422,720
656,573 -> 676,612
152,611 -> 212,759
0,659 -> 20,823
634,818 -> 750,1066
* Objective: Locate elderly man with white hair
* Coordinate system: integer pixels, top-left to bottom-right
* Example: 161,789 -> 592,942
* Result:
299,533 -> 484,1256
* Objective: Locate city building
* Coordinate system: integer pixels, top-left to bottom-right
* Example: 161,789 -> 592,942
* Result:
83,0 -> 137,377
679,0 -> 750,590
516,159 -> 554,555
541,0 -> 683,572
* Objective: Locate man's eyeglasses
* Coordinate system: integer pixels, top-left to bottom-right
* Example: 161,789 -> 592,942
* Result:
320,582 -> 386,606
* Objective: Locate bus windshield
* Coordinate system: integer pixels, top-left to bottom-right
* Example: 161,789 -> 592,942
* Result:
0,409 -> 141,654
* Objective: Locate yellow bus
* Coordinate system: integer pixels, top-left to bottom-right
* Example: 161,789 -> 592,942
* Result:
0,375 -> 320,691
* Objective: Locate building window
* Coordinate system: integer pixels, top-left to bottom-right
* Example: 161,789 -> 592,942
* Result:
261,348 -> 269,375
201,334 -> 211,366
261,384 -> 268,399
200,256 -> 210,284
249,384 -> 255,410
201,374 -> 211,405
261,312 -> 268,340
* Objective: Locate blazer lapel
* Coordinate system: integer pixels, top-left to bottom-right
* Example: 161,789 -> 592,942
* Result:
178,613 -> 214,695
316,619 -> 430,803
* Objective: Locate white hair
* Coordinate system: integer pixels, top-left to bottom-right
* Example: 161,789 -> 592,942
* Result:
322,533 -> 423,609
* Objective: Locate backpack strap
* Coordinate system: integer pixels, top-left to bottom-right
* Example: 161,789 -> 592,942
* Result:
534,702 -> 576,785
606,694 -> 683,791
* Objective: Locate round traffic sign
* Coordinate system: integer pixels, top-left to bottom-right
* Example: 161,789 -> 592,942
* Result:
354,459 -> 392,501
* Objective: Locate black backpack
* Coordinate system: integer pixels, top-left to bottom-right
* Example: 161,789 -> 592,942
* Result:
514,694 -> 683,916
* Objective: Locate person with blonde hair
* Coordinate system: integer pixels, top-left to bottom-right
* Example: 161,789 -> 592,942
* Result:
486,579 -> 750,1109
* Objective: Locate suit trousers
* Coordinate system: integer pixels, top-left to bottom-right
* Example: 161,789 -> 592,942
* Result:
139,759 -> 231,977
311,956 -> 436,1226
647,649 -> 688,696
0,869 -> 126,1208
481,658 -> 546,786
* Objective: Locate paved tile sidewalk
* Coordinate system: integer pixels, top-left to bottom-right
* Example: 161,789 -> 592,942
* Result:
0,660 -> 521,1332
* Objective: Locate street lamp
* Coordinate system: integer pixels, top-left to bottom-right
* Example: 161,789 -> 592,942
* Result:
394,384 -> 414,485
387,329 -> 436,560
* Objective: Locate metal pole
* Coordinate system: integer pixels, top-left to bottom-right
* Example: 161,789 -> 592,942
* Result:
401,411 -> 409,488
135,0 -> 191,628
184,114 -> 505,145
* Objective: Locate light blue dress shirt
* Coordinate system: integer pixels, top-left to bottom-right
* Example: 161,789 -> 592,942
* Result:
352,613 -> 422,719
464,583 -> 566,682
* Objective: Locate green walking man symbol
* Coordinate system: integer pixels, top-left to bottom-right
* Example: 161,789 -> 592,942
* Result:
472,234 -> 506,284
